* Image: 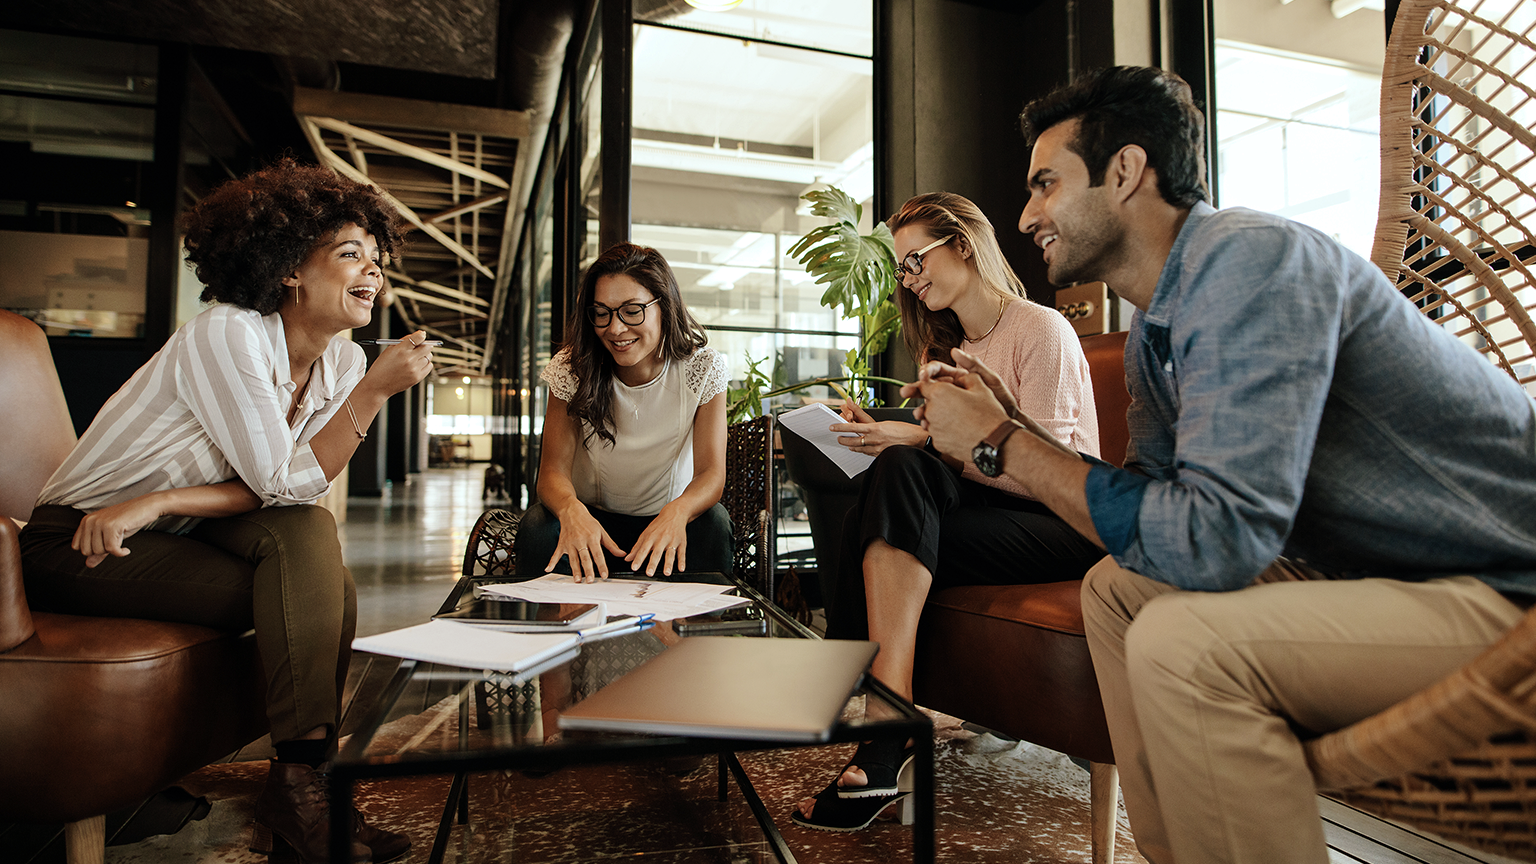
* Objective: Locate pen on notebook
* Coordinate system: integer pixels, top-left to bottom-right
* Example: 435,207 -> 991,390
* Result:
359,339 -> 444,346
578,613 -> 656,642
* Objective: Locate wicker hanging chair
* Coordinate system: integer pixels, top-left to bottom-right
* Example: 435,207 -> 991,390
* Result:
1303,0 -> 1536,857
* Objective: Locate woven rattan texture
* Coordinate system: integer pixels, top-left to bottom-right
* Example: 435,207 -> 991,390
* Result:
721,414 -> 775,596
461,507 -> 520,578
1371,0 -> 1536,389
1303,0 -> 1536,856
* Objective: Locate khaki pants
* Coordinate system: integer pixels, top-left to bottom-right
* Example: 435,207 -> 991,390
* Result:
1081,556 -> 1524,864
20,504 -> 356,744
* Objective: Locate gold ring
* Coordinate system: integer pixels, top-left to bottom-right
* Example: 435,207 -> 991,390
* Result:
860,436 -> 867,446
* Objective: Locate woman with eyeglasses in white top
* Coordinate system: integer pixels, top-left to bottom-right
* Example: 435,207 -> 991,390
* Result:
514,242 -> 732,582
793,192 -> 1102,832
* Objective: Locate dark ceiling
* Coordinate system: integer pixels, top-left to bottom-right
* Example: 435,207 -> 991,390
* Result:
3,0 -> 501,79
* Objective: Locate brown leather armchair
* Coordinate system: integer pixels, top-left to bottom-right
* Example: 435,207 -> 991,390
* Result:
0,310 -> 268,864
912,329 -> 1131,864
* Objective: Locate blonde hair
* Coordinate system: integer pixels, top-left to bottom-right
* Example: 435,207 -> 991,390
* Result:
886,192 -> 1024,363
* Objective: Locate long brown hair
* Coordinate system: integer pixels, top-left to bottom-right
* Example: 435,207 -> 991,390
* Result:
562,242 -> 707,448
887,192 -> 1024,363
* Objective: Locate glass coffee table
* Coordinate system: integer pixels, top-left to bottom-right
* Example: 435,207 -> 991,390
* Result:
333,572 -> 934,864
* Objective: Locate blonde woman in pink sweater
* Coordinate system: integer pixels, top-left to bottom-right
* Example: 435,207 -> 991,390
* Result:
793,192 -> 1101,832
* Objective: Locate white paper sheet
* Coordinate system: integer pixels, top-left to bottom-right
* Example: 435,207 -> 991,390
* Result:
478,574 -> 751,622
353,620 -> 580,672
777,402 -> 875,478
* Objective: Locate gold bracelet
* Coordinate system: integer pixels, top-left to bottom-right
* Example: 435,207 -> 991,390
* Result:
345,398 -> 366,439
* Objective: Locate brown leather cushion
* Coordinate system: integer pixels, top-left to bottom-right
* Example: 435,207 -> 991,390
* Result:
1080,330 -> 1131,468
914,582 -> 1113,764
911,332 -> 1130,764
0,614 -> 267,823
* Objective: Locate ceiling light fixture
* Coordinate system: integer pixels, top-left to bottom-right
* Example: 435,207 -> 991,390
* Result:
685,0 -> 746,10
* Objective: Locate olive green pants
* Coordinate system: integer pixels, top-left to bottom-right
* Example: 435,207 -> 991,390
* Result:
20,503 -> 356,744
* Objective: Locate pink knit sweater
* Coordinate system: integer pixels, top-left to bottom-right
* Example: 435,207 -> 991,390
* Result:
945,297 -> 1099,498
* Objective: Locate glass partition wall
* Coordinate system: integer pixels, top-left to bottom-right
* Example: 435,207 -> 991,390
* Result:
0,31 -> 159,339
630,2 -> 875,564
497,2 -> 876,555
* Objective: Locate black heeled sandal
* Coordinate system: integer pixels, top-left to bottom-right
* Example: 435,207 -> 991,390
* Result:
836,737 -> 916,799
790,781 -> 914,832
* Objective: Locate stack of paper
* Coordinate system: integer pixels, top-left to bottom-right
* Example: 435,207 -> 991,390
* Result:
353,621 -> 579,673
478,574 -> 751,621
352,614 -> 656,673
777,402 -> 874,478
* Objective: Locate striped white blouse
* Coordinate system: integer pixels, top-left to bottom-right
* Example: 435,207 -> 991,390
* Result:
38,304 -> 365,531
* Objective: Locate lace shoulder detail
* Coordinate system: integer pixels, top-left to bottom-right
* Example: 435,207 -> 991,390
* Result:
540,348 -> 579,401
684,347 -> 729,406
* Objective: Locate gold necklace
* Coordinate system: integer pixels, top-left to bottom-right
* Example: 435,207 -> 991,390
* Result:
963,297 -> 1007,343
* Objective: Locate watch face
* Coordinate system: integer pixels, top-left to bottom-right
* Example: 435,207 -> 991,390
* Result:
972,442 -> 1001,477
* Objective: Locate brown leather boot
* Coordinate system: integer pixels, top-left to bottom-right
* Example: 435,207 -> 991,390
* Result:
353,807 -> 410,864
252,760 -> 370,863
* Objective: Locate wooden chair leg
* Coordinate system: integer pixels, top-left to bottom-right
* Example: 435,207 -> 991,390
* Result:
1089,761 -> 1119,864
64,814 -> 105,864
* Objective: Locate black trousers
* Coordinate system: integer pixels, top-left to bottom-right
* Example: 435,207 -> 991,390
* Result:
827,445 -> 1104,639
513,501 -> 735,577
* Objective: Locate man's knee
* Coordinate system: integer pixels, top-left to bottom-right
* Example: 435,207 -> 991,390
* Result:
1123,593 -> 1226,689
1082,555 -> 1142,628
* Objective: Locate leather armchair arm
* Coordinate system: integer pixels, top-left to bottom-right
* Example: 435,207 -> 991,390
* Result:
0,518 -> 36,652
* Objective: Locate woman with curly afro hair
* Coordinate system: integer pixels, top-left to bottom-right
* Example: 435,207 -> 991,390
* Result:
19,159 -> 430,864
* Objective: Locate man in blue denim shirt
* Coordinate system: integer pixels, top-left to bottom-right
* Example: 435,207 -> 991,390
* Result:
908,67 -> 1536,864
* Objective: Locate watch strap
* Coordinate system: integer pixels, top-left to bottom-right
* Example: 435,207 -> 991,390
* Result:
983,419 -> 1022,451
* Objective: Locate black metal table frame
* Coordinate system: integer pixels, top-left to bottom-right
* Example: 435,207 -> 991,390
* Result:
329,577 -> 935,864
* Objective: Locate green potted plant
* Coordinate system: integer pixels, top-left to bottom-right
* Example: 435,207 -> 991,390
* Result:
726,187 -> 907,422
728,187 -> 920,614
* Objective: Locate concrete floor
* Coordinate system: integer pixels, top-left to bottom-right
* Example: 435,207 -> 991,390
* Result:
343,465 -> 490,639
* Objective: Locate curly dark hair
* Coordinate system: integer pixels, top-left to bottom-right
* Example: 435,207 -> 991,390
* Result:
563,242 -> 708,449
181,158 -> 404,314
1020,66 -> 1208,209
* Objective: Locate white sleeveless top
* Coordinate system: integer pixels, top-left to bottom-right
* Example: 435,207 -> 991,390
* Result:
542,347 -> 728,516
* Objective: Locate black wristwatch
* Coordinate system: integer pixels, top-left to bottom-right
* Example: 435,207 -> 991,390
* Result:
972,420 -> 1022,478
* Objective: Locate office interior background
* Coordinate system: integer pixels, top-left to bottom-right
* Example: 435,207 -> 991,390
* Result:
0,0 -> 1397,566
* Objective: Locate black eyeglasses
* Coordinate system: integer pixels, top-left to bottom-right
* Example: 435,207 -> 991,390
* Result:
587,298 -> 660,327
896,235 -> 954,279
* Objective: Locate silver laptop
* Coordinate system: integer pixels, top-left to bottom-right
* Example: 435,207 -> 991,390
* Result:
558,637 -> 880,742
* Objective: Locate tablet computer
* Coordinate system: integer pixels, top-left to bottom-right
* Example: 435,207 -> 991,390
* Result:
433,597 -> 601,628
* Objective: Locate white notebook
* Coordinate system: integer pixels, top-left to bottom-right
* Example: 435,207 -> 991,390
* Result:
558,637 -> 879,742
353,620 -> 579,674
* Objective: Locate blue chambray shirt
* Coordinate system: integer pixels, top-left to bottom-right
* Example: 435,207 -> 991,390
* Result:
1083,203 -> 1536,595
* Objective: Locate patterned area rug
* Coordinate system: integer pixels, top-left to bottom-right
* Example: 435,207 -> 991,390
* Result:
104,700 -> 1145,864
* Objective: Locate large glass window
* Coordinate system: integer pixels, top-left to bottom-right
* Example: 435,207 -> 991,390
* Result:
632,2 -> 874,560
0,30 -> 158,338
1216,41 -> 1381,258
631,4 -> 873,379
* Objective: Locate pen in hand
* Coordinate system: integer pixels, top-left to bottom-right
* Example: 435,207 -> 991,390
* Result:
359,339 -> 445,346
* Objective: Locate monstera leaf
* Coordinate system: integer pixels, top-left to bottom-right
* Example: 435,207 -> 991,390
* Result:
787,188 -> 898,322
724,186 -> 905,418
